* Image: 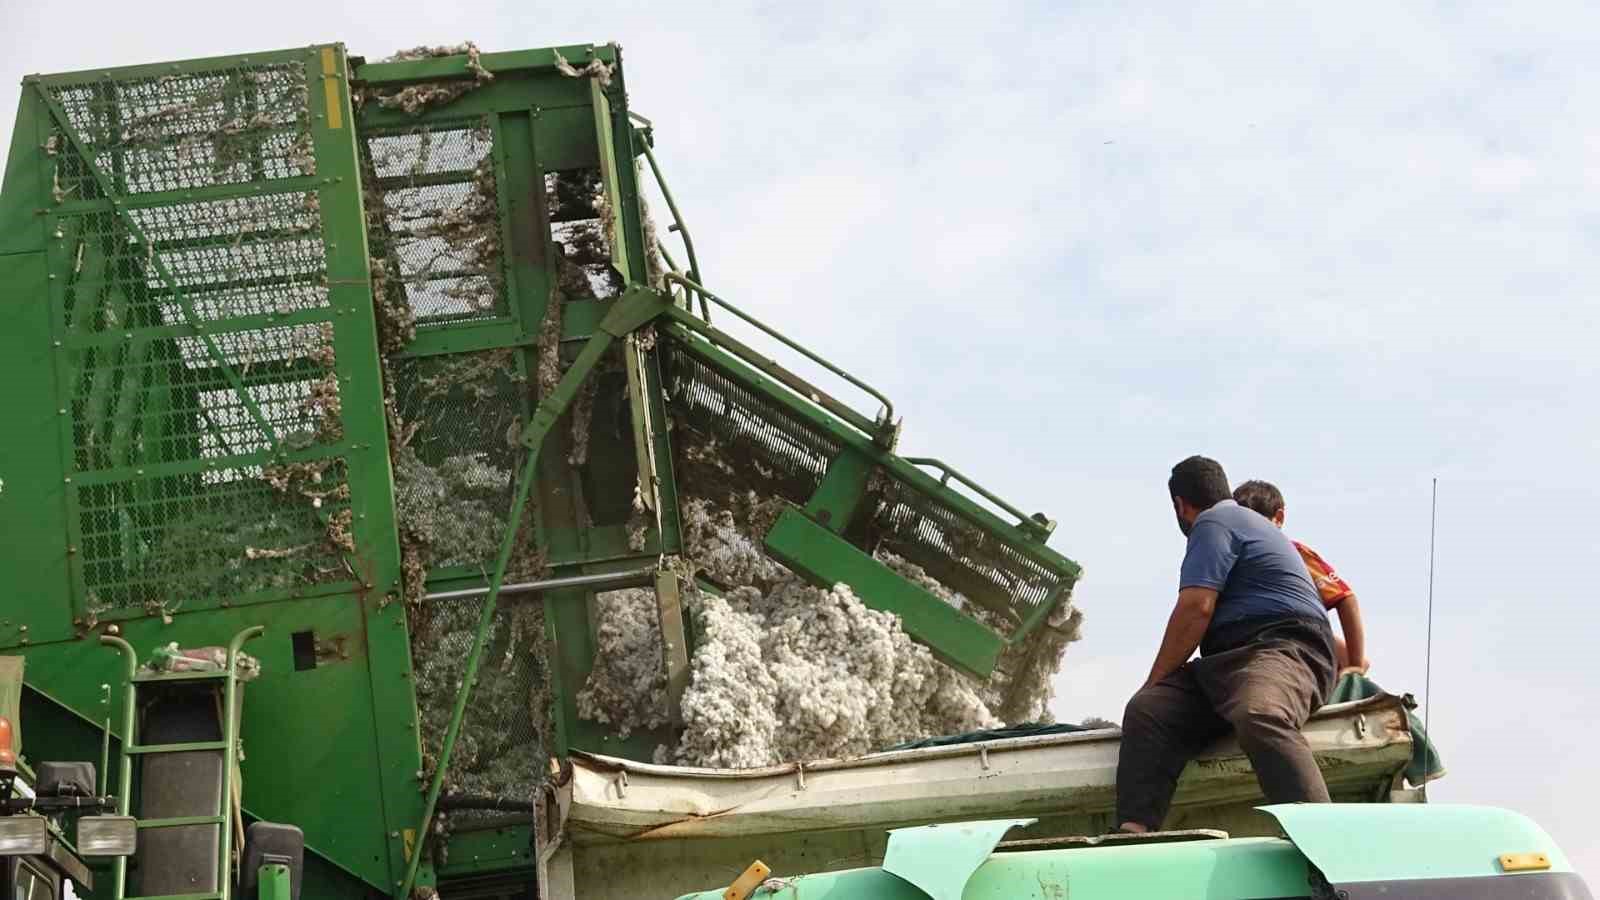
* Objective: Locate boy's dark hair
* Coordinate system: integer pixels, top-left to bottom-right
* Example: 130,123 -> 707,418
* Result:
1168,456 -> 1231,510
1233,479 -> 1285,519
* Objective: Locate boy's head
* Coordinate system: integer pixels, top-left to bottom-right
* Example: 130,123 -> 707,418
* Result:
1233,479 -> 1286,527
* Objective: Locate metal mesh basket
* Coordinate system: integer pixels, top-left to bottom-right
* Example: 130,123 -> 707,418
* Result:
660,330 -> 1076,640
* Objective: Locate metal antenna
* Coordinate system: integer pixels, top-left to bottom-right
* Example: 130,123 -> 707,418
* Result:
1421,477 -> 1438,800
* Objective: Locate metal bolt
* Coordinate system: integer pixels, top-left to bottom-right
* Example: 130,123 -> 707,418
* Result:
63,477 -> 71,484
57,408 -> 65,415
52,341 -> 61,348
48,273 -> 56,280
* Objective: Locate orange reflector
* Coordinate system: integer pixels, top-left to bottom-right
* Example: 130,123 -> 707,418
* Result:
1500,853 -> 1551,873
724,860 -> 771,900
0,716 -> 15,771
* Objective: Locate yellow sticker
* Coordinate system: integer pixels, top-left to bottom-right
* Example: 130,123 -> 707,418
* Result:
402,828 -> 416,862
321,47 -> 343,130
1500,852 -> 1551,873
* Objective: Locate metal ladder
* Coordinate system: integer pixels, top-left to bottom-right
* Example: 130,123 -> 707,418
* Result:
102,626 -> 263,900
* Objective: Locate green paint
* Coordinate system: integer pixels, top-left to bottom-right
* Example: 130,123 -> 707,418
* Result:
1264,803 -> 1577,882
882,819 -> 1035,900
675,837 -> 1313,900
2,37 -> 1087,900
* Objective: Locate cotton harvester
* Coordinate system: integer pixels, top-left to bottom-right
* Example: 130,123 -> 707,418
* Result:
0,41 -> 1588,900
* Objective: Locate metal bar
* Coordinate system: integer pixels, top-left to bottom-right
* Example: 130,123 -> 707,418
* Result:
99,685 -> 112,796
100,635 -> 138,900
354,45 -> 616,85
422,566 -> 656,603
399,289 -> 668,898
398,444 -> 538,899
125,741 -> 229,754
220,626 -> 264,900
52,175 -> 324,215
137,814 -> 227,829
662,304 -> 882,439
124,893 -> 223,900
902,457 -> 1042,534
32,83 -> 283,454
632,131 -> 705,314
662,273 -> 895,430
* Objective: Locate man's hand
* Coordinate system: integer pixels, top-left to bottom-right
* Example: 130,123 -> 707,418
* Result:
1142,587 -> 1217,688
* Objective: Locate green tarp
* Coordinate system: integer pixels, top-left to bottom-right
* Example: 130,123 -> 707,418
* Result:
1330,672 -> 1445,787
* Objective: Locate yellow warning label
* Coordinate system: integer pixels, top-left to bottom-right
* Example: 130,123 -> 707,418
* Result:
321,47 -> 342,130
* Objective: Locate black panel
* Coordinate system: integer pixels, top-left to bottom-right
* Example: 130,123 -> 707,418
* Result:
131,684 -> 223,897
1339,873 -> 1594,900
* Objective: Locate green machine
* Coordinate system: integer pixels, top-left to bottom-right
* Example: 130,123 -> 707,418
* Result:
673,807 -> 1594,900
0,41 -> 1083,898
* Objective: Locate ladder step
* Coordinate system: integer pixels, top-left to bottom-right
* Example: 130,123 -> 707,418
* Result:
125,740 -> 228,755
137,815 -> 225,830
125,894 -> 223,900
133,669 -> 230,683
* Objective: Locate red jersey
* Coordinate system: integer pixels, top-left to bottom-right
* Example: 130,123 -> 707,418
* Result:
1292,540 -> 1354,609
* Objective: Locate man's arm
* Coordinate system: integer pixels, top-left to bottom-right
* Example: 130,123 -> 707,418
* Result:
1143,587 -> 1217,687
1333,593 -> 1368,673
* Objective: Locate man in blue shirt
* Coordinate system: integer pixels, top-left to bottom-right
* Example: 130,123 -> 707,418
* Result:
1115,456 -> 1337,833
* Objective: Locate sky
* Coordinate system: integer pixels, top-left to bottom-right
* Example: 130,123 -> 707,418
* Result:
4,0 -> 1596,881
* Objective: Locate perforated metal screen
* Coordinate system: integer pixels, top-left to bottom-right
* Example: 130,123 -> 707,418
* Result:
35,50 -> 367,617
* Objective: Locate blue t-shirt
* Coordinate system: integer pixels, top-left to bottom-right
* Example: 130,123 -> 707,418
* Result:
1180,500 -> 1329,655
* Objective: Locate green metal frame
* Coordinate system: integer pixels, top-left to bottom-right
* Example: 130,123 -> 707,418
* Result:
2,38 -> 1083,900
101,626 -> 262,900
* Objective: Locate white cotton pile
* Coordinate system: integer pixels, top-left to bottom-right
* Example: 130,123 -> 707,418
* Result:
575,494 -> 1079,768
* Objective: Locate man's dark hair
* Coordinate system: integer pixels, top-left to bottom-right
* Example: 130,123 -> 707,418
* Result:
1168,456 -> 1231,509
1233,479 -> 1285,519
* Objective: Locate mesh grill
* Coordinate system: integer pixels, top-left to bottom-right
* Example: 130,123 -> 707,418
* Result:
77,459 -> 351,613
660,335 -> 841,507
40,56 -> 353,617
662,332 -> 1075,633
412,593 -> 547,821
867,474 -> 1069,628
390,350 -> 527,571
46,63 -> 314,197
58,190 -> 327,331
361,123 -> 506,323
69,322 -> 339,472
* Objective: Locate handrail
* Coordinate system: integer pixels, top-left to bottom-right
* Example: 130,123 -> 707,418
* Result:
99,635 -> 137,900
663,273 -> 895,429
902,457 -> 1053,539
629,113 -> 708,320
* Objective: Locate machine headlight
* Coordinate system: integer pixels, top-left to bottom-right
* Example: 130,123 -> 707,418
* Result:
77,815 -> 137,857
0,816 -> 48,855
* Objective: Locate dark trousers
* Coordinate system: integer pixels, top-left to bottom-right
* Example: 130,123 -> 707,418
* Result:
1115,621 -> 1337,830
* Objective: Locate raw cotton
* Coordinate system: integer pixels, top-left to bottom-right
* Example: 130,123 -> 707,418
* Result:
575,494 -> 1079,768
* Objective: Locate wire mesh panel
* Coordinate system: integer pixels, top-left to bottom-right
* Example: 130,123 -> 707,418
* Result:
35,51 -> 367,619
660,334 -> 842,508
389,350 -> 528,572
410,592 -> 548,823
361,121 -> 507,324
660,330 -> 1077,639
46,61 -> 315,199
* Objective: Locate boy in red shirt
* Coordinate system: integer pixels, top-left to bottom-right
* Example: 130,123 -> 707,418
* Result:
1233,480 -> 1369,673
